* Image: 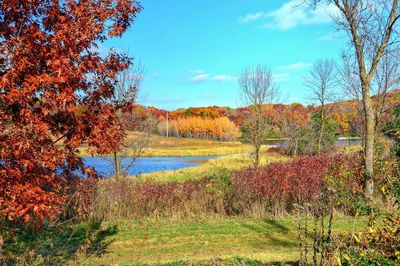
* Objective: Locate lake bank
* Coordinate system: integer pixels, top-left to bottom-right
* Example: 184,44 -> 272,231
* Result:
83,155 -> 220,177
79,134 -> 255,157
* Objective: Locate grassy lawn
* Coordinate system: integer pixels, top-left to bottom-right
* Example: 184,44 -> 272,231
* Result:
4,215 -> 368,265
136,152 -> 287,183
79,133 -> 257,157
73,216 -> 367,265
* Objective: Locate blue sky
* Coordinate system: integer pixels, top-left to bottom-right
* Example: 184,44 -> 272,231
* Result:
104,0 -> 347,110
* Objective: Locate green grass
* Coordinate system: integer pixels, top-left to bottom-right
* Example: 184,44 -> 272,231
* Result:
3,216 -> 369,265
78,216 -> 367,265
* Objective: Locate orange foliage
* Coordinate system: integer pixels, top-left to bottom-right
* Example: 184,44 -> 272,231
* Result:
0,0 -> 141,223
158,117 -> 240,141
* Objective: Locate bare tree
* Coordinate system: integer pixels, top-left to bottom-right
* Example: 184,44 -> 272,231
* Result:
305,58 -> 338,153
372,49 -> 400,131
110,61 -> 148,177
312,0 -> 400,197
239,65 -> 279,167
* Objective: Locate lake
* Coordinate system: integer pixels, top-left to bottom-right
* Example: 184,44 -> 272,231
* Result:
83,156 -> 219,177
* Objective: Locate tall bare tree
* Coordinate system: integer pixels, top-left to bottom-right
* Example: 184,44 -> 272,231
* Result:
305,58 -> 338,153
239,65 -> 279,167
312,0 -> 400,197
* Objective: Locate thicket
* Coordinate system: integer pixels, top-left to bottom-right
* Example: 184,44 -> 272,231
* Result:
83,153 -> 373,221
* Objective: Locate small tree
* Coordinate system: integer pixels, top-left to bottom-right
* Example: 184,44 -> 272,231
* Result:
109,115 -> 156,177
109,62 -> 153,177
305,58 -> 338,153
238,65 -> 279,166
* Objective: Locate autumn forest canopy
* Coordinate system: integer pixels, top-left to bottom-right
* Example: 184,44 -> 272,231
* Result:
1,0 -> 400,265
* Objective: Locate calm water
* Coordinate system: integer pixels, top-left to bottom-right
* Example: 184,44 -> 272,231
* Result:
83,138 -> 361,177
83,156 -> 218,177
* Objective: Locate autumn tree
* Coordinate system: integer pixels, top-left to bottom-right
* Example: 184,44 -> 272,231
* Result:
0,0 -> 141,223
239,65 -> 279,166
305,58 -> 338,153
312,0 -> 400,197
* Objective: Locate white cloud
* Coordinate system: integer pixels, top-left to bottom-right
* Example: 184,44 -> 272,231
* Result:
239,12 -> 265,24
211,75 -> 237,81
240,0 -> 339,30
272,73 -> 291,82
188,70 -> 237,83
317,31 -> 344,41
191,74 -> 209,83
188,69 -> 205,74
277,62 -> 310,71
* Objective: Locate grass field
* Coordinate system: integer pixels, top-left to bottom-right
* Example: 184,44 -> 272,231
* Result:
4,216 -> 369,265
79,133 -> 257,157
79,216 -> 366,265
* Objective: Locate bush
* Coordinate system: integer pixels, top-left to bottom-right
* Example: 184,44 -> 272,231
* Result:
230,154 -> 341,217
283,113 -> 339,156
85,152 -> 378,221
267,146 -> 285,154
92,177 -> 226,221
325,152 -> 370,215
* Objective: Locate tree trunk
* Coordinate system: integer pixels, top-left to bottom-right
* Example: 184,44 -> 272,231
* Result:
114,151 -> 120,178
255,145 -> 260,167
362,83 -> 375,198
317,111 -> 325,154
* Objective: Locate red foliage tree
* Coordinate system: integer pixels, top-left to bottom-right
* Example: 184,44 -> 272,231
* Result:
0,0 -> 141,223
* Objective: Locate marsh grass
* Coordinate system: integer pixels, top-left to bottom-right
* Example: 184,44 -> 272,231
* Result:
79,133 -> 257,157
136,153 -> 288,183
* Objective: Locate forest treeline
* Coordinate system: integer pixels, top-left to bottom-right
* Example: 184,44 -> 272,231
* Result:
124,89 -> 400,141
